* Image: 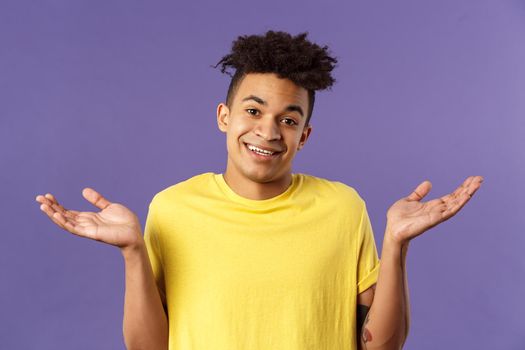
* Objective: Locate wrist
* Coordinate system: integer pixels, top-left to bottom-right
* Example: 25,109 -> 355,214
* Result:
120,238 -> 146,260
385,221 -> 411,245
383,229 -> 410,256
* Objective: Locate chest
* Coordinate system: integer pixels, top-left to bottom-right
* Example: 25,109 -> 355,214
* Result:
157,203 -> 358,291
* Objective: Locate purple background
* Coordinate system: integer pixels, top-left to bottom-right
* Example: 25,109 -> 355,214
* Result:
1,0 -> 524,349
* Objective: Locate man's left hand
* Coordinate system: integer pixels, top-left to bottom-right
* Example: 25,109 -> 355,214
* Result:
385,175 -> 484,246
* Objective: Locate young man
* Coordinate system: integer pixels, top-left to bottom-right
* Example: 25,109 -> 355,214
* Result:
35,31 -> 483,350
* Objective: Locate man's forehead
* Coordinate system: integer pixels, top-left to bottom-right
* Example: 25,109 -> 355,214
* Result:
235,73 -> 308,105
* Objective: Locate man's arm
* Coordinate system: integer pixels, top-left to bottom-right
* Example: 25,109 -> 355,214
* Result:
357,238 -> 409,350
121,241 -> 168,350
356,284 -> 376,348
357,175 -> 483,349
35,189 -> 168,350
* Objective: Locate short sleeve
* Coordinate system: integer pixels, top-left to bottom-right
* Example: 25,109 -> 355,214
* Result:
143,200 -> 167,308
356,203 -> 381,294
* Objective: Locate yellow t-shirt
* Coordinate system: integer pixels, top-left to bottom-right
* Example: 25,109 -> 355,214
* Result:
144,172 -> 380,350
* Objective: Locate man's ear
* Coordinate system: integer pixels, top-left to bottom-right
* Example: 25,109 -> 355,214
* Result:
297,124 -> 313,151
217,103 -> 230,133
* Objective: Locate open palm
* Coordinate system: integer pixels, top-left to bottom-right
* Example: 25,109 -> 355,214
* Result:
386,175 -> 484,244
35,188 -> 142,249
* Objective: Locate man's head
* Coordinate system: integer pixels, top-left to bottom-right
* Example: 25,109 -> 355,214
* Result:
214,31 -> 337,185
214,30 -> 338,127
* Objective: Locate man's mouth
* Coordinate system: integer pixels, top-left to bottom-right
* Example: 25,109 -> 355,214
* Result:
244,143 -> 282,158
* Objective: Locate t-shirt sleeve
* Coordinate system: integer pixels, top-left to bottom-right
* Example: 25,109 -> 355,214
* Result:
356,202 -> 381,294
143,199 -> 167,308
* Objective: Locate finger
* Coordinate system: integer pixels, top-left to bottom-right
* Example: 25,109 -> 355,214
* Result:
82,188 -> 112,210
442,192 -> 473,219
439,194 -> 455,205
440,176 -> 483,219
39,199 -> 80,225
36,195 -> 78,220
44,193 -> 79,216
406,180 -> 432,201
466,176 -> 484,196
75,213 -> 98,224
450,176 -> 474,198
438,176 -> 476,204
39,203 -> 68,230
44,193 -> 64,209
75,214 -> 91,223
37,194 -> 67,213
443,178 -> 482,216
44,193 -> 57,202
41,195 -> 66,213
425,197 -> 447,211
36,194 -> 52,205
449,176 -> 482,201
52,211 -> 84,237
40,193 -> 82,215
460,176 -> 476,195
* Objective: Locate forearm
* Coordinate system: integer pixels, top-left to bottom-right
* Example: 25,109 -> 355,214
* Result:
359,232 -> 410,350
121,240 -> 168,350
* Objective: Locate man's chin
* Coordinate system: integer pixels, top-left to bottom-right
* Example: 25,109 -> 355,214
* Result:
245,172 -> 276,184
243,168 -> 291,185
236,167 -> 275,183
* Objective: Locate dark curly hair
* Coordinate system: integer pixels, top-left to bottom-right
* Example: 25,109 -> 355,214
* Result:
213,30 -> 337,126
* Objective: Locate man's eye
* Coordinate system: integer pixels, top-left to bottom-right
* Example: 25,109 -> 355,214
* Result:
282,118 -> 297,126
246,108 -> 258,115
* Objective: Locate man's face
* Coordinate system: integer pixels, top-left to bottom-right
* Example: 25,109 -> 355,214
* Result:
217,73 -> 312,184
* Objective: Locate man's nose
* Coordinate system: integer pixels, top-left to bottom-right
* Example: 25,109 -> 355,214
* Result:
255,117 -> 281,141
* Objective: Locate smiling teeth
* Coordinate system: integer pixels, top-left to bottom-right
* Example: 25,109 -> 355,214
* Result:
247,144 -> 275,155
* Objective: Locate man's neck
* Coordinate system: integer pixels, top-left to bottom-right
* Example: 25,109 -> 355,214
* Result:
222,169 -> 292,201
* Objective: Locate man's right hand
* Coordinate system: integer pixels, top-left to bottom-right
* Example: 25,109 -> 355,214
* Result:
35,188 -> 143,250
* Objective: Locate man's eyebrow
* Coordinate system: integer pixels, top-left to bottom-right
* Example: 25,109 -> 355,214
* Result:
242,95 -> 267,106
241,95 -> 304,118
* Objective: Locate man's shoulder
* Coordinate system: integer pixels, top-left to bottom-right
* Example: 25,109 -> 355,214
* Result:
300,173 -> 366,206
150,172 -> 215,205
300,173 -> 367,224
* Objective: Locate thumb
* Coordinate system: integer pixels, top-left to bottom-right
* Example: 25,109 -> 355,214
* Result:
406,180 -> 432,201
82,187 -> 112,210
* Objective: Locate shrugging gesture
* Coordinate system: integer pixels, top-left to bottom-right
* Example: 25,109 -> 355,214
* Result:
385,175 -> 484,245
359,175 -> 484,350
35,188 -> 142,249
35,188 -> 168,349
